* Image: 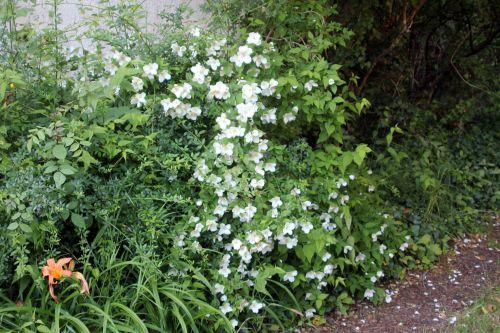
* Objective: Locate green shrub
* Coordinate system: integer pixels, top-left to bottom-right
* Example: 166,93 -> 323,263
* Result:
0,1 -> 497,332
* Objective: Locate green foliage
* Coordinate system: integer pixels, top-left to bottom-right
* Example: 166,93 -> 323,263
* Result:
0,0 -> 497,332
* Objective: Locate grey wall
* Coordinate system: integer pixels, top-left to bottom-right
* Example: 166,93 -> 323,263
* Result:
19,0 -> 207,34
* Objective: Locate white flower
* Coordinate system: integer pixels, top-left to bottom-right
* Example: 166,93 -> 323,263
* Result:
264,163 -> 276,172
343,245 -> 353,254
370,276 -> 377,283
364,289 -> 375,299
291,188 -> 301,196
355,253 -> 366,262
213,142 -> 234,157
279,236 -> 298,249
131,76 -> 144,92
305,308 -> 316,318
380,244 -> 387,254
191,63 -> 209,84
244,129 -> 262,143
218,224 -> 231,236
304,80 -> 318,91
301,222 -> 313,234
236,103 -> 258,122
282,222 -> 296,235
131,92 -> 146,107
328,78 -> 335,85
261,108 -> 277,124
208,81 -> 230,100
349,174 -> 356,180
249,300 -> 264,313
206,57 -> 220,70
158,70 -> 171,82
250,178 -> 265,189
260,79 -> 278,96
283,270 -> 297,282
218,267 -> 231,278
324,264 -> 334,274
241,83 -> 261,103
283,112 -> 296,124
247,232 -> 262,244
230,45 -> 253,67
171,83 -> 192,99
219,303 -> 233,314
186,106 -> 202,120
269,197 -> 283,209
400,242 -> 409,251
171,42 -> 186,57
143,63 -> 158,80
224,126 -> 246,139
190,27 -> 201,37
246,32 -> 262,46
113,52 -> 131,66
230,319 -> 238,328
231,239 -> 243,250
253,55 -> 268,68
216,113 -> 231,129
322,252 -> 332,262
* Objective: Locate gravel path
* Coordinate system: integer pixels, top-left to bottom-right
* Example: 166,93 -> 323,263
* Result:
310,224 -> 499,333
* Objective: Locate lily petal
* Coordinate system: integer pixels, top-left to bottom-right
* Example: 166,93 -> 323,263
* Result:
73,272 -> 89,295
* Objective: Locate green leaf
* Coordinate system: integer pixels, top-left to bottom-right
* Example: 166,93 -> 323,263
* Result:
52,144 -> 67,160
7,222 -> 19,230
59,164 -> 77,175
53,171 -> 66,188
71,213 -> 86,229
303,244 -> 316,263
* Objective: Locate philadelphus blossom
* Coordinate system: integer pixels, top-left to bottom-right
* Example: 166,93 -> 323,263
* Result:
230,45 -> 253,67
143,63 -> 158,80
305,308 -> 316,318
249,300 -> 264,313
283,270 -> 298,282
241,83 -> 261,103
261,108 -> 277,124
131,92 -> 146,107
304,80 -> 318,91
131,76 -> 144,92
158,70 -> 171,82
236,103 -> 258,122
208,82 -> 230,100
172,83 -> 192,99
283,112 -> 296,124
171,42 -> 186,57
216,113 -> 231,129
190,63 -> 209,84
206,57 -> 221,70
364,289 -> 375,299
260,79 -> 278,96
269,197 -> 283,208
246,32 -> 262,46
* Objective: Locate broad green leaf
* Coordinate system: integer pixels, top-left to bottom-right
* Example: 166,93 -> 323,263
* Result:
52,144 -> 67,160
53,171 -> 66,187
71,213 -> 86,229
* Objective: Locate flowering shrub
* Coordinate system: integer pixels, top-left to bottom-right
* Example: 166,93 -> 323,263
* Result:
2,1 -> 491,331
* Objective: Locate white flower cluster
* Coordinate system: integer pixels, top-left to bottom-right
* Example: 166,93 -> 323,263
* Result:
86,30 -> 405,326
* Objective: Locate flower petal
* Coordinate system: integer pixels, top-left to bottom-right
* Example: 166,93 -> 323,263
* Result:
73,272 -> 89,295
57,257 -> 72,267
48,284 -> 59,303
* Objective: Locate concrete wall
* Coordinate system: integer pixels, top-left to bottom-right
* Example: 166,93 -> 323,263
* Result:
19,0 -> 207,33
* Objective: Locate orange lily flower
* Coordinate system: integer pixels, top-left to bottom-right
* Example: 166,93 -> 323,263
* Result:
41,257 -> 89,302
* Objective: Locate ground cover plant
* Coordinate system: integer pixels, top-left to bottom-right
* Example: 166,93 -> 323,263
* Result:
0,0 -> 498,332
